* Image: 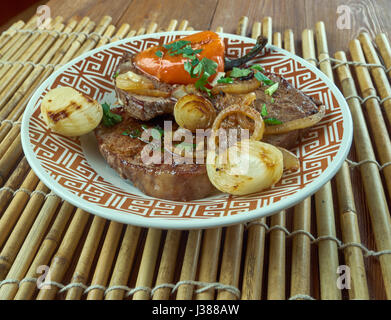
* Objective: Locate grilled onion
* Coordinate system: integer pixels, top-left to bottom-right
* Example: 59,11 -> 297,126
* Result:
174,94 -> 216,132
211,76 -> 261,95
41,86 -> 103,137
212,103 -> 264,141
116,71 -> 169,97
206,140 -> 283,195
265,105 -> 326,135
278,147 -> 300,171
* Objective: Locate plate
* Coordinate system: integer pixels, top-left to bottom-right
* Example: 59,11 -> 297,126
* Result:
21,31 -> 353,229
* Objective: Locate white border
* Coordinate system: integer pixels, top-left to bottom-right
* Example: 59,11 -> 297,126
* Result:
21,31 -> 353,230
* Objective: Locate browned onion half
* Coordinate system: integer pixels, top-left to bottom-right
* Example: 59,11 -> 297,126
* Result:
211,103 -> 265,142
265,105 -> 326,135
211,77 -> 262,95
174,94 -> 216,132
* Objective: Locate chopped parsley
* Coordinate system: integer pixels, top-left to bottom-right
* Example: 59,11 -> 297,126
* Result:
229,67 -> 252,78
101,103 -> 122,127
122,128 -> 141,138
112,71 -> 119,79
163,40 -> 191,55
217,77 -> 234,84
264,118 -> 283,125
254,72 -> 274,85
155,50 -> 163,58
260,103 -> 283,125
250,64 -> 265,72
265,82 -> 279,96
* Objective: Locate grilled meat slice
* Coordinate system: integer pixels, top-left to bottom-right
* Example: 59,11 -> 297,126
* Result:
114,53 -> 177,121
95,109 -> 216,201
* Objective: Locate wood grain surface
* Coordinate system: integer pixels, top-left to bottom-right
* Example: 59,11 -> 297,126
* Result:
44,0 -> 391,54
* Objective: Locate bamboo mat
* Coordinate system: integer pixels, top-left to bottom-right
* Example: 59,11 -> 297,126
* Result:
0,13 -> 391,300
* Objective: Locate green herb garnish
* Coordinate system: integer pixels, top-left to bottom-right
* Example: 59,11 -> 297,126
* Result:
271,97 -> 275,103
261,103 -> 268,118
265,82 -> 279,96
229,67 -> 252,78
254,72 -> 274,85
264,118 -> 283,125
163,40 -> 191,55
155,50 -> 163,58
250,64 -> 265,72
102,103 -> 122,127
217,77 -> 234,84
112,71 -> 119,79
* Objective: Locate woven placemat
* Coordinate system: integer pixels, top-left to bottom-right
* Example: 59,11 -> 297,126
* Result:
0,14 -> 390,300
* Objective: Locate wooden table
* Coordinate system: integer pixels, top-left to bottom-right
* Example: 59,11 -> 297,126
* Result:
0,0 -> 390,300
45,0 -> 391,55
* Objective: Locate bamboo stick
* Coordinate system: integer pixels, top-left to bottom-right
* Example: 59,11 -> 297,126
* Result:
178,20 -> 189,31
0,176 -> 42,248
133,228 -> 163,300
74,16 -> 112,57
146,22 -> 158,34
0,18 -> 89,133
0,191 -> 60,296
215,26 -> 223,34
267,32 -> 286,300
302,29 -> 316,66
0,15 -> 38,62
0,20 -> 25,50
96,24 -> 116,47
347,41 -> 391,297
176,230 -> 202,300
290,200 -> 312,297
375,33 -> 391,78
349,39 -> 391,201
335,50 -> 391,298
35,208 -> 90,300
0,157 -> 29,216
127,30 -> 136,37
152,230 -> 182,300
105,225 -> 142,300
9,201 -> 74,300
241,21 -> 269,300
85,222 -> 123,300
335,163 -> 369,299
166,20 -> 178,32
312,22 -> 341,300
0,129 -> 22,185
0,20 -> 65,106
65,217 -> 106,300
262,17 -> 272,44
358,33 -> 391,198
216,224 -> 243,300
251,22 -> 261,40
195,228 -> 222,300
136,27 -> 146,36
289,28 -> 312,299
66,23 -> 133,300
283,29 -> 295,54
237,16 -> 248,37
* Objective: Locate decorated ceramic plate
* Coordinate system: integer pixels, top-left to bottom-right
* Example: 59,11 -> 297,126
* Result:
21,31 -> 353,229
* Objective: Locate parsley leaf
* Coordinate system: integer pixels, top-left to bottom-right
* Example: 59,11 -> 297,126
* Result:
261,103 -> 268,118
217,77 -> 234,84
264,118 -> 283,125
250,64 -> 265,72
265,82 -> 279,96
254,72 -> 274,85
112,71 -> 119,79
163,40 -> 191,55
230,67 -> 252,78
155,50 -> 163,58
102,103 -> 122,127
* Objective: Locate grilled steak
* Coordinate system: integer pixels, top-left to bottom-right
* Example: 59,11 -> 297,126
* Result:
95,109 -> 217,201
115,53 -> 177,121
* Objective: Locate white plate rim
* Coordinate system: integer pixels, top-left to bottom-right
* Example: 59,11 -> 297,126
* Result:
21,31 -> 353,230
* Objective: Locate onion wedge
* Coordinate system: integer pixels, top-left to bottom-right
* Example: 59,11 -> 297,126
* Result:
211,77 -> 261,95
278,147 -> 300,172
265,105 -> 326,135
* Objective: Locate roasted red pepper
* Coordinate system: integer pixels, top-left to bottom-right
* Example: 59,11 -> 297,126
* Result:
134,31 -> 225,85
